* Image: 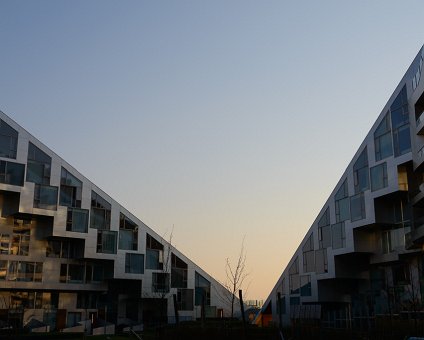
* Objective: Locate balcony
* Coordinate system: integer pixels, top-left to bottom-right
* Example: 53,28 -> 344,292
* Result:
405,217 -> 424,249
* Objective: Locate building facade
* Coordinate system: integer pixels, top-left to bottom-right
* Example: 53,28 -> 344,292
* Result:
259,45 -> 424,330
0,111 -> 231,332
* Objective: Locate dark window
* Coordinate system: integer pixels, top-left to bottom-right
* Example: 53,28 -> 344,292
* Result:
353,148 -> 369,193
300,275 -> 311,296
195,272 -> 211,306
119,213 -> 138,250
0,120 -> 18,159
125,253 -> 144,274
177,288 -> 194,311
26,142 -> 51,184
391,86 -> 411,157
66,208 -> 89,233
315,248 -> 328,273
146,234 -> 164,270
171,253 -> 188,288
289,257 -> 299,294
12,219 -> 31,256
302,234 -> 314,273
0,160 -> 25,186
277,294 -> 286,315
90,191 -> 111,230
331,222 -> 345,249
374,113 -> 393,161
97,230 -> 117,254
335,180 -> 350,222
152,272 -> 170,293
60,167 -> 82,208
318,207 -> 331,249
34,184 -> 58,210
350,193 -> 365,221
7,261 -> 42,282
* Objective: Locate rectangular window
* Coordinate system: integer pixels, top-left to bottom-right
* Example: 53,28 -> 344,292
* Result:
371,163 -> 388,191
177,288 -> 194,311
350,193 -> 365,221
302,234 -> 314,273
300,275 -> 312,296
152,272 -> 170,293
331,222 -> 346,249
374,113 -> 393,161
171,253 -> 188,288
97,230 -> 117,254
0,161 -> 25,186
195,272 -> 211,306
66,208 -> 89,233
60,167 -> 82,208
0,234 -> 10,254
289,257 -> 299,294
0,119 -> 18,159
12,219 -> 31,256
391,86 -> 411,157
125,253 -> 144,274
7,261 -> 42,282
67,312 -> 82,327
26,142 -> 51,185
34,184 -> 58,210
90,191 -> 111,230
315,248 -> 328,274
335,180 -> 350,223
277,295 -> 286,315
0,260 -> 7,280
119,213 -> 138,250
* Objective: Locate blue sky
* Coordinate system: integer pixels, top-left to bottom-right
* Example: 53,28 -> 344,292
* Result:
1,1 -> 424,299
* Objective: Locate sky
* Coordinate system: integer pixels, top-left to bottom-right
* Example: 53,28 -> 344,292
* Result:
1,1 -> 424,300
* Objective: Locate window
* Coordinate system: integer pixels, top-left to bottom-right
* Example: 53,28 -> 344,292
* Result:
382,227 -> 408,254
302,234 -> 314,273
371,163 -> 388,191
26,142 -> 51,184
350,193 -> 365,221
77,293 -> 98,309
0,160 -> 25,186
90,191 -> 111,230
67,312 -> 82,327
46,239 -> 84,258
0,260 -> 7,280
289,257 -> 299,294
331,222 -> 346,249
374,113 -> 393,161
86,263 -> 106,282
335,180 -> 350,222
177,288 -> 194,311
0,234 -> 10,254
391,86 -> 411,157
318,208 -> 331,249
353,148 -> 369,193
195,272 -> 211,306
11,219 -> 31,256
119,213 -> 138,250
125,253 -> 144,274
171,253 -> 188,288
146,234 -> 164,270
315,248 -> 328,274
34,184 -> 58,210
66,208 -> 89,233
0,119 -> 18,159
392,263 -> 410,286
60,167 -> 82,208
8,261 -> 42,282
97,230 -> 117,254
300,275 -> 311,296
152,273 -> 170,293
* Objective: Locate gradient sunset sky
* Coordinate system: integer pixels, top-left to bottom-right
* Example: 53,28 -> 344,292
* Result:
1,1 -> 424,299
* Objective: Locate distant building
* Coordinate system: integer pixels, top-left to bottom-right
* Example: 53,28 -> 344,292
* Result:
0,110 -> 231,332
258,45 -> 424,330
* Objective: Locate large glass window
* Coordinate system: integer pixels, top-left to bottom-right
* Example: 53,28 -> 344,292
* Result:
300,275 -> 311,296
318,207 -> 331,249
353,148 -> 369,193
195,272 -> 211,306
26,142 -> 51,184
302,234 -> 314,273
335,180 -> 350,223
60,167 -> 82,208
374,113 -> 393,161
391,86 -> 411,157
34,184 -> 58,210
315,248 -> 328,274
7,261 -> 42,282
66,208 -> 89,233
177,288 -> 194,311
171,253 -> 188,288
350,193 -> 365,221
90,191 -> 111,230
0,119 -> 18,159
371,163 -> 388,191
97,230 -> 117,254
119,213 -> 138,250
289,257 -> 299,295
331,222 -> 346,249
146,234 -> 164,270
0,160 -> 25,186
46,239 -> 84,259
0,234 -> 10,254
125,253 -> 144,274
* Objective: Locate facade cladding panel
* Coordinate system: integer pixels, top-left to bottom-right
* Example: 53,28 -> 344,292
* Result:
258,45 -> 424,329
0,113 -> 232,331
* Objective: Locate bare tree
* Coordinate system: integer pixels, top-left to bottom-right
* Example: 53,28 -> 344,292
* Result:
224,236 -> 249,318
